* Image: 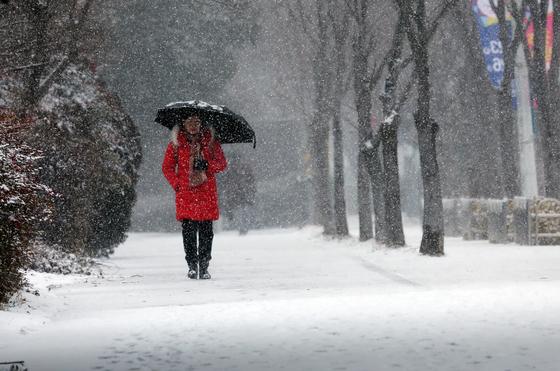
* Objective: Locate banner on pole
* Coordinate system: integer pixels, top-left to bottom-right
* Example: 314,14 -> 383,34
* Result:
472,0 -> 517,108
524,0 -> 554,133
524,0 -> 554,72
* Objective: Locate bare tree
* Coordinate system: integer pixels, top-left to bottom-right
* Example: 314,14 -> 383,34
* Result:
283,0 -> 335,233
346,0 -> 395,242
378,10 -> 407,247
311,0 -> 336,233
281,0 -> 356,235
0,0 -> 96,114
396,0 -> 457,256
377,1 -> 456,247
329,0 -> 352,237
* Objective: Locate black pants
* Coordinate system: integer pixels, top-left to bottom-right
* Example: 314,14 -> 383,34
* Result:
181,219 -> 213,270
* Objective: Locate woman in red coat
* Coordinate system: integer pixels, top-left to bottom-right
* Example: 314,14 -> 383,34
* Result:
162,115 -> 227,279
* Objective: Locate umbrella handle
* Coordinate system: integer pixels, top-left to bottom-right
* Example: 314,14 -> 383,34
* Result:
253,134 -> 257,149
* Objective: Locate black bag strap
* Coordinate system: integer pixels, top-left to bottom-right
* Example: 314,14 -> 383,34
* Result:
173,144 -> 179,173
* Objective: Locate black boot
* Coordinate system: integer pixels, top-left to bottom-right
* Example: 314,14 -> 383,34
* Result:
187,263 -> 198,279
199,263 -> 211,279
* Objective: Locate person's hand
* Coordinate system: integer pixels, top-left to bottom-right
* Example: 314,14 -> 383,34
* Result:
194,158 -> 208,171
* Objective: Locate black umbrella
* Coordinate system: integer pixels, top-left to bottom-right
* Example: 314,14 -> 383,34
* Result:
155,100 -> 256,147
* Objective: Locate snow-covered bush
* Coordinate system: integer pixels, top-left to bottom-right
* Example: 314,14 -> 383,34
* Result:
27,66 -> 142,257
0,1 -> 141,288
28,241 -> 100,276
1,65 -> 141,261
0,112 -> 54,304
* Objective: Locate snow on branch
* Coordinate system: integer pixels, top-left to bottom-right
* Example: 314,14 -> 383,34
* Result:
383,110 -> 399,126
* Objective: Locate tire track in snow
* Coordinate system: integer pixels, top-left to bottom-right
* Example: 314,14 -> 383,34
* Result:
353,256 -> 422,287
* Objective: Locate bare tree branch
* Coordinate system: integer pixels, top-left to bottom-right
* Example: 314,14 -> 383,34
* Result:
344,0 -> 360,23
427,0 -> 460,40
394,0 -> 456,90
396,72 -> 417,111
286,0 -> 319,46
2,62 -> 49,73
365,32 -> 378,58
399,1 -> 420,57
489,0 -> 500,17
36,56 -> 69,98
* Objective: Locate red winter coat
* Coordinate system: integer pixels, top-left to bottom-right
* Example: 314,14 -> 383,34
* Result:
162,128 -> 227,221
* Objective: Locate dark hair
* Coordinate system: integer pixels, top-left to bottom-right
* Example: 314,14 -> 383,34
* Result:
183,115 -> 201,123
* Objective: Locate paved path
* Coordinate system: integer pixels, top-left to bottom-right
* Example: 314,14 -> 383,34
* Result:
2,226 -> 560,371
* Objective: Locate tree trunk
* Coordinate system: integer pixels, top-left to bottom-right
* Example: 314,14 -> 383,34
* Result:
535,92 -> 560,198
20,6 -> 49,113
415,117 -> 444,255
380,116 -> 405,246
332,108 -> 349,236
494,0 -> 521,197
496,87 -> 520,197
356,92 -> 383,241
351,0 -> 380,242
365,141 -> 386,243
357,148 -> 374,241
408,0 -> 444,255
309,1 -> 335,233
548,0 -> 560,197
378,12 -> 405,247
330,2 -> 350,238
309,120 -> 334,232
525,0 -> 560,198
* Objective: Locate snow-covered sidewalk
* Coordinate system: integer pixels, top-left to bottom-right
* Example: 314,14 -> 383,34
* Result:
1,223 -> 560,371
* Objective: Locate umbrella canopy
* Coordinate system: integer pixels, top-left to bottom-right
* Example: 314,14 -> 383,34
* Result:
155,100 -> 256,147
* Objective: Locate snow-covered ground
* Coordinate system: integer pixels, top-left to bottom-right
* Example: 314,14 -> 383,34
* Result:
1,221 -> 560,371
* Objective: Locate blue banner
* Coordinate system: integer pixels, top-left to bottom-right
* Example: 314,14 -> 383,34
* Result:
472,0 -> 517,108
